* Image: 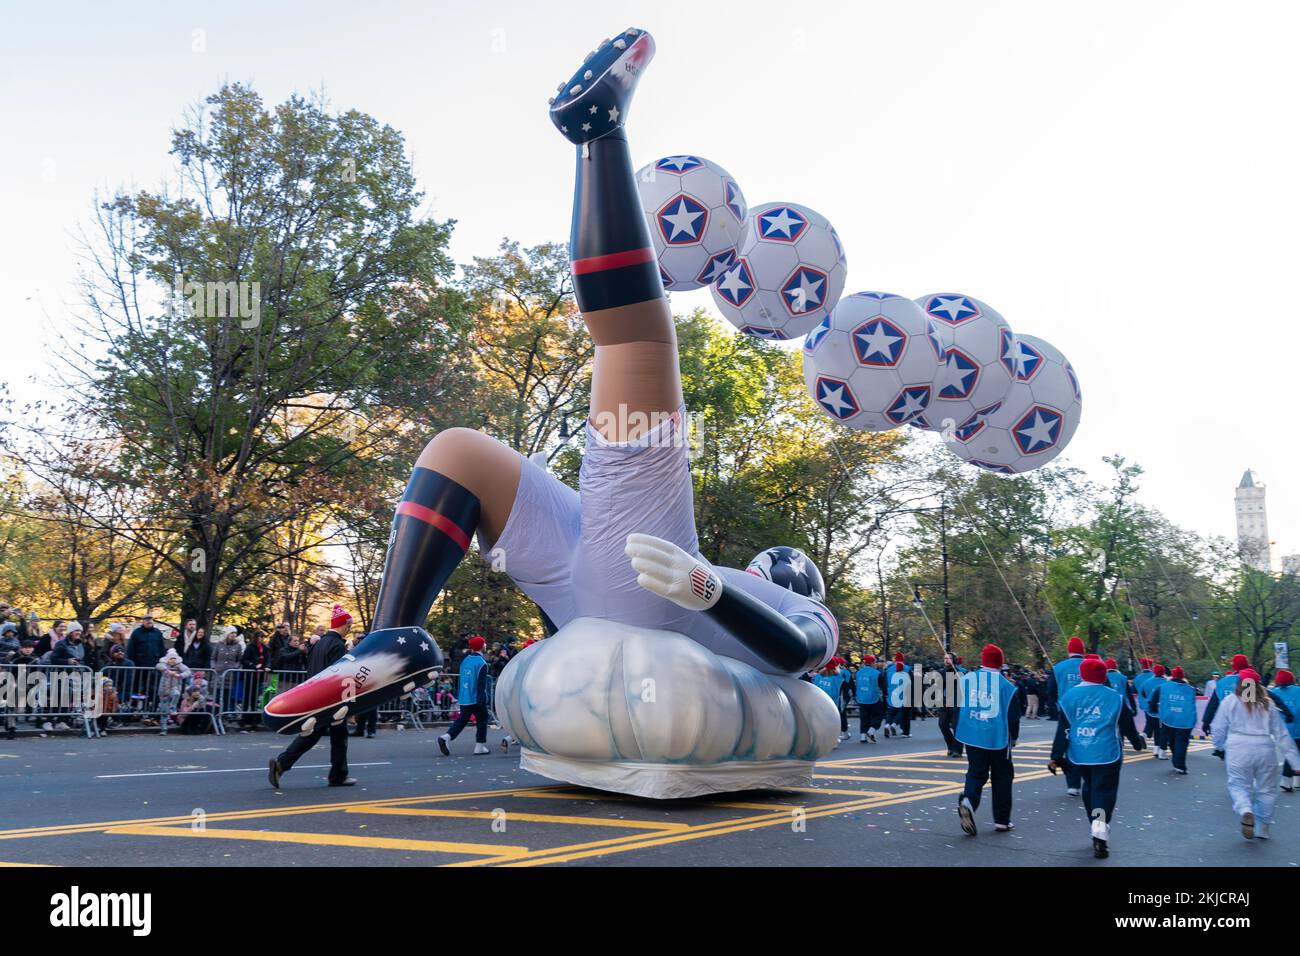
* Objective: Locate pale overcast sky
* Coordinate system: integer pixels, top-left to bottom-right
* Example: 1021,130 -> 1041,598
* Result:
2,0 -> 1297,558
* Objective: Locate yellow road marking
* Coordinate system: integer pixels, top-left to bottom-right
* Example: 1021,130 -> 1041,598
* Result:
0,785 -> 568,841
345,806 -> 688,831
787,786 -> 891,797
104,824 -> 529,857
485,784 -> 966,867
813,774 -> 953,784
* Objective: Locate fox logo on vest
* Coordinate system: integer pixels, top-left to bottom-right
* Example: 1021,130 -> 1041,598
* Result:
49,886 -> 151,936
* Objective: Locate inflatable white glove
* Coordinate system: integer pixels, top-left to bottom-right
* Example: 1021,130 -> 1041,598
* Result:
625,533 -> 722,611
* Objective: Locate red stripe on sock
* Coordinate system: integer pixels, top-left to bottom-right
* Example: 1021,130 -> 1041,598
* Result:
571,246 -> 655,275
396,501 -> 472,551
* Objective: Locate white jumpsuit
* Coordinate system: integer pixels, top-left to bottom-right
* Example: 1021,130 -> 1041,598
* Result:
1210,693 -> 1300,825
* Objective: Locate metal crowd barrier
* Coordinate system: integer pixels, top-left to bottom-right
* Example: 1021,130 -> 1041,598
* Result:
209,667 -> 308,735
0,663 -> 97,738
1,659 -> 514,738
98,665 -> 221,736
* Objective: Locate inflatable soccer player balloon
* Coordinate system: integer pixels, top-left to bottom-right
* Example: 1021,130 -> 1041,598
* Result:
636,155 -> 748,291
711,202 -> 847,340
266,26 -> 843,801
802,292 -> 944,431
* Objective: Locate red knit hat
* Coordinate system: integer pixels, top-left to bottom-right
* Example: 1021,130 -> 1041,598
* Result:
1170,666 -> 1185,680
1140,657 -> 1151,669
1084,652 -> 1101,660
981,644 -> 1004,669
1080,659 -> 1107,684
330,604 -> 352,630
863,655 -> 876,664
522,638 -> 537,649
1105,658 -> 1118,670
1238,668 -> 1261,684
1153,664 -> 1165,677
895,652 -> 904,661
1067,636 -> 1085,655
1231,654 -> 1249,672
468,635 -> 486,652
1276,670 -> 1295,687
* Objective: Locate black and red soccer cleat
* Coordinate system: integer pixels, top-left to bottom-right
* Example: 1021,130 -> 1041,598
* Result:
262,626 -> 442,736
549,28 -> 654,145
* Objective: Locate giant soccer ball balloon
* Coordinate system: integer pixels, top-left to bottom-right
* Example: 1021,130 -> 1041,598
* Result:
711,202 -> 847,340
913,293 -> 1016,434
802,292 -> 943,431
636,155 -> 749,292
945,333 -> 1082,474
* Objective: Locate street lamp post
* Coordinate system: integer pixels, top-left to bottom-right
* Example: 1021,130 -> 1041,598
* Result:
878,496 -> 951,654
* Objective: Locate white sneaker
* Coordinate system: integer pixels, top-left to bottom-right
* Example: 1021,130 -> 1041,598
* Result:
860,733 -> 868,743
1091,818 -> 1110,858
867,731 -> 876,742
1282,781 -> 1295,792
437,733 -> 450,756
1257,822 -> 1270,840
1067,788 -> 1081,797
41,722 -> 54,731
473,743 -> 490,755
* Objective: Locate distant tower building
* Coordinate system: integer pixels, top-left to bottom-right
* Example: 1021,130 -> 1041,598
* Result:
1234,469 -> 1274,572
1283,553 -> 1300,576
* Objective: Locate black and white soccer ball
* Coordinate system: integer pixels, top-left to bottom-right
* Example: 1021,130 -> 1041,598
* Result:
745,546 -> 825,602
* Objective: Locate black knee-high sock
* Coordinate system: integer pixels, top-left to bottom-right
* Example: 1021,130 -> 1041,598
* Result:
371,467 -> 481,631
569,128 -> 664,313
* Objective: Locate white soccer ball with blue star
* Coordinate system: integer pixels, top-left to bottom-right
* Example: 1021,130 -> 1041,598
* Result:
635,155 -> 748,292
946,333 -> 1082,474
912,293 -> 1017,435
801,292 -> 943,431
711,201 -> 847,340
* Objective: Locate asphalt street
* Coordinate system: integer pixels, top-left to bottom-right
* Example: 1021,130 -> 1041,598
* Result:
0,715 -> 1294,867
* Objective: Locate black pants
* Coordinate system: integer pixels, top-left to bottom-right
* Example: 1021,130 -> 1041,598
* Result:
858,701 -> 884,733
939,708 -> 963,756
276,720 -> 349,785
962,745 -> 1014,826
1144,713 -> 1161,742
354,708 -> 377,735
1059,753 -> 1082,791
839,703 -> 848,733
447,703 -> 488,743
1078,759 -> 1123,823
887,707 -> 911,735
1163,726 -> 1191,770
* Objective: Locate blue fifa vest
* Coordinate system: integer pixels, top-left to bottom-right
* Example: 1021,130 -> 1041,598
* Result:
1132,669 -> 1152,698
457,653 -> 487,706
1053,657 -> 1084,696
1273,685 -> 1300,739
1215,673 -> 1240,701
856,668 -> 882,705
1106,670 -> 1128,697
886,665 -> 911,707
1159,680 -> 1197,730
1060,682 -> 1124,766
1140,675 -> 1166,715
812,672 -> 842,702
955,669 -> 1018,750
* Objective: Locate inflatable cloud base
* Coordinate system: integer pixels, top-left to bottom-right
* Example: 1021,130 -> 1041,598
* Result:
495,617 -> 840,799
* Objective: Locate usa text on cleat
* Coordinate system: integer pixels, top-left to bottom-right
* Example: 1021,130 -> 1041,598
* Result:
549,27 -> 655,145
